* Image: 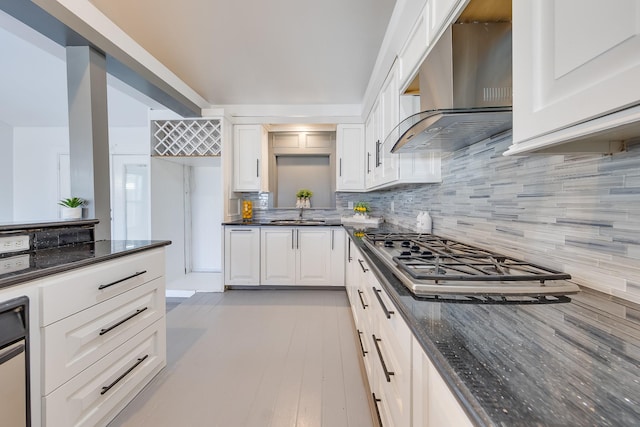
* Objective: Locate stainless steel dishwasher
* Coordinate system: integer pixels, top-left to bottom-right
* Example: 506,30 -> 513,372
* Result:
0,296 -> 30,427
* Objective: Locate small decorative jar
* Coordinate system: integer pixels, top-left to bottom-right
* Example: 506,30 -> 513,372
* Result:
242,200 -> 253,222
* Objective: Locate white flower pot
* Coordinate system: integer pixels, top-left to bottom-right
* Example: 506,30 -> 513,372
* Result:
61,207 -> 82,219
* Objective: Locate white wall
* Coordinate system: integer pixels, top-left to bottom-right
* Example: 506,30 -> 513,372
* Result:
151,157 -> 186,283
0,121 -> 13,221
190,162 -> 222,272
12,127 -> 69,220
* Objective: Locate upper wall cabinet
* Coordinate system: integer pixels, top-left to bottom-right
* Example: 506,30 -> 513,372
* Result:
336,124 -> 366,191
506,0 -> 640,155
232,124 -> 268,192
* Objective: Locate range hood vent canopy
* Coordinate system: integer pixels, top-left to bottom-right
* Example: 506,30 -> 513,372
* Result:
390,22 -> 513,153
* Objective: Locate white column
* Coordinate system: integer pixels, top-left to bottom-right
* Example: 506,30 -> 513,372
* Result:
66,46 -> 111,240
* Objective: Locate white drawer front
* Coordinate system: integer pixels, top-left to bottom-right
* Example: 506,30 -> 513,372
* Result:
43,318 -> 166,427
42,277 -> 165,394
40,248 -> 165,326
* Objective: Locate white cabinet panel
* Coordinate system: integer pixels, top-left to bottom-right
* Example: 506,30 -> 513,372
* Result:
42,278 -> 164,395
330,228 -> 346,286
261,227 -> 296,285
44,320 -> 166,427
39,248 -> 165,326
233,124 -> 267,192
336,124 -> 366,191
510,0 -> 640,153
224,227 -> 260,286
296,228 -> 331,284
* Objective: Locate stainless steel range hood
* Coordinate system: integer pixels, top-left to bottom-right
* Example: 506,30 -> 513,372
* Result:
389,22 -> 513,153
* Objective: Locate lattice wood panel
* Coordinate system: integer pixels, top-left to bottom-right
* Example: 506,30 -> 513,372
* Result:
152,119 -> 222,156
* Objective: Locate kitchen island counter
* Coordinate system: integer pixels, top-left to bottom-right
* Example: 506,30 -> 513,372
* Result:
346,225 -> 640,426
0,240 -> 171,290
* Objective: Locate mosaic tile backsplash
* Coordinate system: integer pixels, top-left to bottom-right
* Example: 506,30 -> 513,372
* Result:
242,135 -> 640,302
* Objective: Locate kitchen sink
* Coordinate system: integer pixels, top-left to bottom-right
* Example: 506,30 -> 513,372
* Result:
269,219 -> 326,225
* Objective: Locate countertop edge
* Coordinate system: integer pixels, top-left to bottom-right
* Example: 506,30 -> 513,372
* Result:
0,218 -> 100,232
345,227 -> 492,427
0,240 -> 171,290
223,221 -> 344,227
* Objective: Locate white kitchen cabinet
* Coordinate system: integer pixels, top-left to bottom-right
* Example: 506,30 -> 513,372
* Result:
344,237 -> 411,427
379,61 -> 400,186
507,0 -> 640,155
412,337 -> 473,427
232,124 -> 267,192
260,226 -> 343,286
398,2 -> 430,89
336,124 -> 366,191
224,227 -> 261,286
37,248 -> 167,427
329,227 -> 346,286
365,100 -> 381,188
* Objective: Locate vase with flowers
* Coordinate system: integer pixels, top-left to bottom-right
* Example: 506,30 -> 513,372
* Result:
353,201 -> 370,219
295,189 -> 313,208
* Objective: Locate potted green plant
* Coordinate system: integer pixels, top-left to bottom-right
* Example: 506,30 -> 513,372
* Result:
296,189 -> 313,208
59,197 -> 86,219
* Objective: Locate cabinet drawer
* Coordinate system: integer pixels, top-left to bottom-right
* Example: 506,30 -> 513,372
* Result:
40,248 -> 165,326
368,284 -> 411,348
42,277 -> 165,394
43,318 -> 166,427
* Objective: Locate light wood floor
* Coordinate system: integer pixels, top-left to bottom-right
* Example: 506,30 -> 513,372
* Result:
109,290 -> 375,427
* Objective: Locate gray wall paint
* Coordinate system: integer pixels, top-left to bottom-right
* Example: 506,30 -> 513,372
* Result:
336,136 -> 640,303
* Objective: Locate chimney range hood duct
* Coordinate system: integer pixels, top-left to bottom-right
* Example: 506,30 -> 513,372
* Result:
389,22 -> 513,153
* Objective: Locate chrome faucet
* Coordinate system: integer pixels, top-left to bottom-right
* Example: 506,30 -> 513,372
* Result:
298,206 -> 304,220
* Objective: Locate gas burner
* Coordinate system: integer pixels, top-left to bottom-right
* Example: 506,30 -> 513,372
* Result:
362,231 -> 580,299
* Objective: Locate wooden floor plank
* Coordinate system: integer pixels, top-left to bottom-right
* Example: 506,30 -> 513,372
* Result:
109,290 -> 374,427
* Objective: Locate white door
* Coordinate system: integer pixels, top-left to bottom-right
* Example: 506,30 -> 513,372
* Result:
261,227 -> 296,285
111,155 -> 150,241
296,228 -> 331,285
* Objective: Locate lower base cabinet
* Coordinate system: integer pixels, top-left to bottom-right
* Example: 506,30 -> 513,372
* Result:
345,237 -> 472,427
37,247 -> 168,427
412,336 -> 473,427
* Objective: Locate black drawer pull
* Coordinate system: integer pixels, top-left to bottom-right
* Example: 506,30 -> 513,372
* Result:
100,354 -> 149,395
98,271 -> 147,290
357,259 -> 369,273
357,290 -> 368,310
373,287 -> 394,319
99,307 -> 148,336
357,329 -> 368,357
372,334 -> 394,382
372,393 -> 384,427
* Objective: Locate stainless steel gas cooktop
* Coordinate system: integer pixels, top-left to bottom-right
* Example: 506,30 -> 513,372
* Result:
363,232 -> 580,301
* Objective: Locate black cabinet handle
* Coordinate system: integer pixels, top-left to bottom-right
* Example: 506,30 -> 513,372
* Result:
348,240 -> 352,262
357,329 -> 367,357
357,289 -> 368,310
100,354 -> 149,395
372,334 -> 394,382
98,271 -> 147,290
292,229 -> 295,250
256,159 -> 260,177
99,307 -> 148,336
372,393 -> 384,427
373,287 -> 394,319
367,152 -> 371,174
357,259 -> 369,273
376,140 -> 381,167
339,158 -> 342,177
331,229 -> 334,250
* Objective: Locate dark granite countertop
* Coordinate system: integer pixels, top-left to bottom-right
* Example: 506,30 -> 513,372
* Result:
223,219 -> 343,226
345,225 -> 640,426
0,218 -> 99,233
0,240 -> 171,290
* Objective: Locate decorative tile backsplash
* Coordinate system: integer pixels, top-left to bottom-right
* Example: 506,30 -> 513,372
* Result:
338,136 -> 640,303
239,135 -> 640,302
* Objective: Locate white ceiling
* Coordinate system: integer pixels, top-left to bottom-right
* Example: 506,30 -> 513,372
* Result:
88,0 -> 397,106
